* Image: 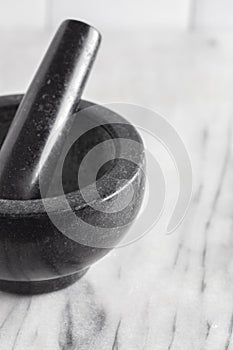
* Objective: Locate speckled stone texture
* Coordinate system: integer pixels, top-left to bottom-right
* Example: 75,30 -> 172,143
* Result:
0,20 -> 101,200
0,94 -> 145,294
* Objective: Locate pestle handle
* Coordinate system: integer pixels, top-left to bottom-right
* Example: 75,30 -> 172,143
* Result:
0,19 -> 101,200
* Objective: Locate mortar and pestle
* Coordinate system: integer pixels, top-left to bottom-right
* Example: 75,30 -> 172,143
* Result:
0,20 -> 145,294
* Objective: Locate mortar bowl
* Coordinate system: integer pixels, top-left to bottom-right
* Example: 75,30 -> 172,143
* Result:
0,94 -> 145,294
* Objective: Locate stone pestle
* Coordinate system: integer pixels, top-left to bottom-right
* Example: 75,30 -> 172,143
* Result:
0,19 -> 101,200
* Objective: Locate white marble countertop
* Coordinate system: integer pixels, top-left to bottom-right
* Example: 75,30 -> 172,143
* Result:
0,29 -> 232,349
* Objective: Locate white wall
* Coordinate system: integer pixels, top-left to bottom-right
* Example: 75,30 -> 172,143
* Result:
0,0 -> 232,32
0,0 -> 47,30
192,0 -> 233,30
0,0 -> 192,31
50,0 -> 191,30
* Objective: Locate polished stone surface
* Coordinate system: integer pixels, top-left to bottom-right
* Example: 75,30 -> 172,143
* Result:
0,20 -> 101,200
0,95 -> 145,293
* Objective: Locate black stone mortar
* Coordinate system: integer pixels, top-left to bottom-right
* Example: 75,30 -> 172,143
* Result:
0,94 -> 145,295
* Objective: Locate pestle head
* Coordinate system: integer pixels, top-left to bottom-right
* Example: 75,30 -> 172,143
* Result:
0,19 -> 101,200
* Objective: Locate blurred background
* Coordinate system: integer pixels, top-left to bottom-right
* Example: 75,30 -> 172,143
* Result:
0,0 -> 232,167
0,0 -> 232,103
